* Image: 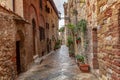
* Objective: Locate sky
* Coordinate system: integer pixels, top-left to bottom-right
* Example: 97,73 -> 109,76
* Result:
53,0 -> 68,28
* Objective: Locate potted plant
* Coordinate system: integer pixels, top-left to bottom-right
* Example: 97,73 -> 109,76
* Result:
54,40 -> 61,50
76,37 -> 81,44
67,36 -> 75,57
67,36 -> 73,47
76,54 -> 90,72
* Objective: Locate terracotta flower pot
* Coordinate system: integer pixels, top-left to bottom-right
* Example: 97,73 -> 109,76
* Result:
79,64 -> 90,72
76,40 -> 80,44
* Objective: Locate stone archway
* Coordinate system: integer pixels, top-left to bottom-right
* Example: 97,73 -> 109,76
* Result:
29,4 -> 38,56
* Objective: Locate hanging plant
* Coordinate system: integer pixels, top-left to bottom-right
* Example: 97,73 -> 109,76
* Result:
76,37 -> 81,44
77,19 -> 87,34
77,37 -> 81,40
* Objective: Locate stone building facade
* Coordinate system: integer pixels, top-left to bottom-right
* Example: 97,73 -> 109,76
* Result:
46,0 -> 59,52
63,0 -> 87,56
0,5 -> 28,79
0,0 -> 59,79
64,0 -> 120,80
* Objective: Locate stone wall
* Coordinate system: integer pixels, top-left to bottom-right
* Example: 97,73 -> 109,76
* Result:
46,1 -> 59,51
64,1 -> 120,80
0,13 -> 17,80
97,0 -> 120,80
0,0 -> 59,79
85,0 -> 99,72
23,0 -> 41,59
23,0 -> 59,58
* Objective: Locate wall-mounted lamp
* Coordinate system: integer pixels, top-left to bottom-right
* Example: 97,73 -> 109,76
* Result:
58,11 -> 61,19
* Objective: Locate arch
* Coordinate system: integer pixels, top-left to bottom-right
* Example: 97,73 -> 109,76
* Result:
29,4 -> 38,55
29,4 -> 38,25
16,30 -> 26,74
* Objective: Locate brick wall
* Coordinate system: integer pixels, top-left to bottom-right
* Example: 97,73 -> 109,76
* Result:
46,1 -> 59,51
0,0 -> 59,79
97,1 -> 120,80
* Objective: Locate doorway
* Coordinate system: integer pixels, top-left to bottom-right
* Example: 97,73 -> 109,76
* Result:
47,38 -> 50,53
32,19 -> 36,55
92,28 -> 99,69
16,41 -> 21,74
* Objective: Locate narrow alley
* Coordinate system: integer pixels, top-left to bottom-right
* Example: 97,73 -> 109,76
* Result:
18,45 -> 98,80
0,0 -> 119,80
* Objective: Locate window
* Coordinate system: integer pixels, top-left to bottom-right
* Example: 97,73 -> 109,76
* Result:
13,0 -> 15,12
45,5 -> 50,13
39,27 -> 45,40
39,0 -> 42,9
32,19 -> 36,29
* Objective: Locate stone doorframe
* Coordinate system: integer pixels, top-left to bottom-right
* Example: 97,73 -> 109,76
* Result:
16,30 -> 26,73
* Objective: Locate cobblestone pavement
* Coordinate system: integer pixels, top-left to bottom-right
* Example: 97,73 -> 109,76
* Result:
17,45 -> 98,80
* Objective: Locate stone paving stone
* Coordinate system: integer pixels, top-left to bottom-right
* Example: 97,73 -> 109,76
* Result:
17,45 -> 98,80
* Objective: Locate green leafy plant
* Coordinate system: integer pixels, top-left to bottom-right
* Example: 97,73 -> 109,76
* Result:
59,27 -> 65,32
66,23 -> 76,38
77,19 -> 87,33
66,23 -> 75,31
67,36 -> 73,47
76,54 -> 85,63
77,37 -> 81,40
54,40 -> 61,49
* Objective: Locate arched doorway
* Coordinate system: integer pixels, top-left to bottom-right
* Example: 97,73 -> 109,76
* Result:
16,30 -> 25,74
16,41 -> 21,74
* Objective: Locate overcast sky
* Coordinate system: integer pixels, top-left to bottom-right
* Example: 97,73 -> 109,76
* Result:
53,0 -> 68,28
